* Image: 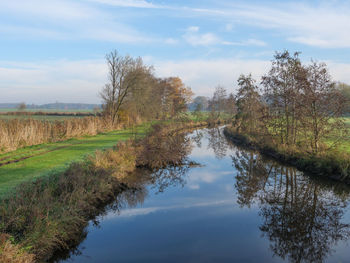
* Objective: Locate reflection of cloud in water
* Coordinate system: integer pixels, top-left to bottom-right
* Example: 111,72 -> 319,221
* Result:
187,170 -> 233,189
188,184 -> 200,190
190,146 -> 215,158
105,199 -> 233,220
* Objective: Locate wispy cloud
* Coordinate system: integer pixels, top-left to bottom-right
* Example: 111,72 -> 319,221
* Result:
182,26 -> 265,47
85,0 -> 161,8
153,58 -> 270,95
0,0 -> 156,43
184,2 -> 350,48
0,60 -> 106,103
223,39 -> 266,47
183,26 -> 219,46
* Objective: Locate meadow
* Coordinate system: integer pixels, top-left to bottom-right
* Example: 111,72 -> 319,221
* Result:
0,123 -> 151,197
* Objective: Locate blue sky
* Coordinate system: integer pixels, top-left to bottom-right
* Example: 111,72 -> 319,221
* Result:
1,0 -> 350,104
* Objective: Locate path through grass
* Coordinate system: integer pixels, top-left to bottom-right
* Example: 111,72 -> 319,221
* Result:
0,123 -> 151,197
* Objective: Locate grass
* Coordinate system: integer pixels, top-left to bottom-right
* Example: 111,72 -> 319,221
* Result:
0,123 -> 152,197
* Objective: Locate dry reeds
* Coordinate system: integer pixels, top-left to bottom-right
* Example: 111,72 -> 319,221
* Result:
0,117 -> 117,153
0,234 -> 35,263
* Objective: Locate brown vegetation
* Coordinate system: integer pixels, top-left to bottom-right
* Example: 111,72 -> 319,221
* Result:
0,234 -> 35,263
0,117 -> 118,153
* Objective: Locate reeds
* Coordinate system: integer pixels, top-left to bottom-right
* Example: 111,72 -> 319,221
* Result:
0,117 -> 117,153
0,234 -> 35,263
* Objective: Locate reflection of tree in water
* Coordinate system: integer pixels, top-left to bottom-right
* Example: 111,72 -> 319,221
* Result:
232,151 -> 273,207
150,165 -> 190,193
51,184 -> 148,262
191,129 -> 204,148
53,131 -> 194,262
207,128 -> 230,159
232,150 -> 350,263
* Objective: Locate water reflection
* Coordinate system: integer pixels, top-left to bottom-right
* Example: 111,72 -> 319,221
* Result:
232,150 -> 350,263
57,127 -> 350,263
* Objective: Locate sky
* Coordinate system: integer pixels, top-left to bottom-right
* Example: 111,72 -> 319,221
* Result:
1,0 -> 350,104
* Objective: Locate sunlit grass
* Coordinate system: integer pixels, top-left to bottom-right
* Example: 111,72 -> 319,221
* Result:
0,123 -> 152,197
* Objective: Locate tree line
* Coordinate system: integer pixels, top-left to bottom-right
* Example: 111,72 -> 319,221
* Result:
100,50 -> 193,126
199,50 -> 348,154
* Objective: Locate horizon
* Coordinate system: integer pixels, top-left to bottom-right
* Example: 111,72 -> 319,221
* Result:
1,0 -> 350,104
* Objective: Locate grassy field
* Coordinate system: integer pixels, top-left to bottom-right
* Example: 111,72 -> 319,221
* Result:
0,123 -> 151,197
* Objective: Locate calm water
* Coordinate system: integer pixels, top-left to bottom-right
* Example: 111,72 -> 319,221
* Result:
58,127 -> 350,263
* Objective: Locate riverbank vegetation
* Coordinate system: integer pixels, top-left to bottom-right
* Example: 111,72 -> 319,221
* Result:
224,50 -> 350,182
0,121 -> 203,262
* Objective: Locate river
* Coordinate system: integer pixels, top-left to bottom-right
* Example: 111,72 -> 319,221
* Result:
56,127 -> 350,263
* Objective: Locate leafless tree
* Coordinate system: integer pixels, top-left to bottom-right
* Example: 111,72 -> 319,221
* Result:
299,61 -> 347,153
100,50 -> 147,125
235,74 -> 263,133
262,51 -> 306,145
17,102 -> 26,111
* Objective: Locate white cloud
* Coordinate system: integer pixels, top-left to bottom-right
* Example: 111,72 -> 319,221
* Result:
183,26 -> 219,46
165,38 -> 179,45
189,2 -> 350,48
85,0 -> 160,8
182,26 -> 265,47
223,39 -> 266,47
0,0 -> 155,43
104,199 -> 234,219
0,60 -> 106,104
153,58 -> 270,95
2,57 -> 350,104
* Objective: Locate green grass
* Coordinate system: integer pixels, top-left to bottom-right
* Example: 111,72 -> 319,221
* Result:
0,123 -> 152,197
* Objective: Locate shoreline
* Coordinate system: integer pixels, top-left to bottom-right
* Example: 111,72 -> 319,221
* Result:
0,120 -> 215,263
223,126 -> 350,185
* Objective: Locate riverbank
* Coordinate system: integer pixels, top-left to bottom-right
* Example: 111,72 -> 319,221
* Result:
224,126 -> 350,184
0,120 -> 210,262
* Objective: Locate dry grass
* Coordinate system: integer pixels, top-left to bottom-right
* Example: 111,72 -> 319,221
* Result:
91,141 -> 139,179
0,234 -> 35,263
0,117 -> 119,153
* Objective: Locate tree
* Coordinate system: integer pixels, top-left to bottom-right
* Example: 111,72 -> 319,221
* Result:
337,82 -> 350,115
300,61 -> 347,153
235,74 -> 263,133
225,93 -> 236,117
100,50 -> 147,126
191,96 -> 209,111
262,51 -> 306,145
209,86 -> 227,119
160,77 -> 193,118
17,102 -> 26,111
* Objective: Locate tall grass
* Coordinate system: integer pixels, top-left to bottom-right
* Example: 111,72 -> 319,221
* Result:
0,234 -> 35,263
0,117 -> 120,153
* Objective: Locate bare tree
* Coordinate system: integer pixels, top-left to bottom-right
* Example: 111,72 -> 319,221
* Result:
262,51 -> 305,145
209,86 -> 227,119
100,50 -> 146,125
235,74 -> 263,133
300,61 -> 347,153
17,102 -> 26,111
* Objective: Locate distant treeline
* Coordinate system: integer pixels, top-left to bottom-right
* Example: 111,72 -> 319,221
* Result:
0,111 -> 97,117
0,103 -> 101,110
